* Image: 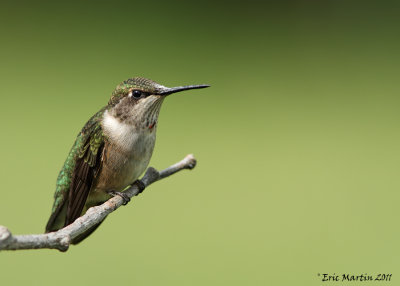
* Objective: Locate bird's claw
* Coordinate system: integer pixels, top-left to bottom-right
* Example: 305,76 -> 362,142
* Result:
107,190 -> 131,205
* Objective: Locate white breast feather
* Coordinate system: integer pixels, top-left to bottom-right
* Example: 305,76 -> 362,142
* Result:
102,110 -> 141,151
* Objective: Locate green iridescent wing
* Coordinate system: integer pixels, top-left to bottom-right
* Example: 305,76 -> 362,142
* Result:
65,123 -> 104,225
45,108 -> 106,232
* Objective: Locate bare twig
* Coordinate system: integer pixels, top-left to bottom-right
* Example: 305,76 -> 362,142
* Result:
0,154 -> 197,252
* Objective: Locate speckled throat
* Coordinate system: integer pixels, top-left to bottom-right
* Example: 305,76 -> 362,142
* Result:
108,94 -> 165,129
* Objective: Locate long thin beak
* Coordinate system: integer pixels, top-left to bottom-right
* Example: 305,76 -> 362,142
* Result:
159,84 -> 210,95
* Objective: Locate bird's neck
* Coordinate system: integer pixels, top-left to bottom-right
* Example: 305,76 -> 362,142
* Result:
101,109 -> 157,152
106,97 -> 164,129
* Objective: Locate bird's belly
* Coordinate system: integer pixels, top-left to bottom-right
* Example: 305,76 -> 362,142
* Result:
88,130 -> 156,205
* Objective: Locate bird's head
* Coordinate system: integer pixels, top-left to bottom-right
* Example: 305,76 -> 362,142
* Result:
107,77 -> 209,127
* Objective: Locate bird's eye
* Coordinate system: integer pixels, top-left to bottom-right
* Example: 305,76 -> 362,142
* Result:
132,90 -> 142,98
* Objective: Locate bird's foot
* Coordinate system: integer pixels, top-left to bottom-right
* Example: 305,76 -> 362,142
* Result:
107,190 -> 131,205
133,179 -> 146,196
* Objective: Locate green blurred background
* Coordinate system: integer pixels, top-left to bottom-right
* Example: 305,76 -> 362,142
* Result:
0,0 -> 399,285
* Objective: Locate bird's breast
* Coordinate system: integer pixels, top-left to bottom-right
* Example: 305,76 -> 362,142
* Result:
95,111 -> 157,192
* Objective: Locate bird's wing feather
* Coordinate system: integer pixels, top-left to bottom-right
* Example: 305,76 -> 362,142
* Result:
45,108 -> 106,232
65,124 -> 104,225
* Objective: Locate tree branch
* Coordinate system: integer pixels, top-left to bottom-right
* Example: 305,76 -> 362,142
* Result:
0,154 -> 197,252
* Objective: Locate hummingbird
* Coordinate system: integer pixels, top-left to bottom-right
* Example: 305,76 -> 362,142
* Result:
45,77 -> 209,244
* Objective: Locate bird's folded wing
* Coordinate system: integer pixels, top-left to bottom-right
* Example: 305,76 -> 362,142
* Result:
65,125 -> 105,226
